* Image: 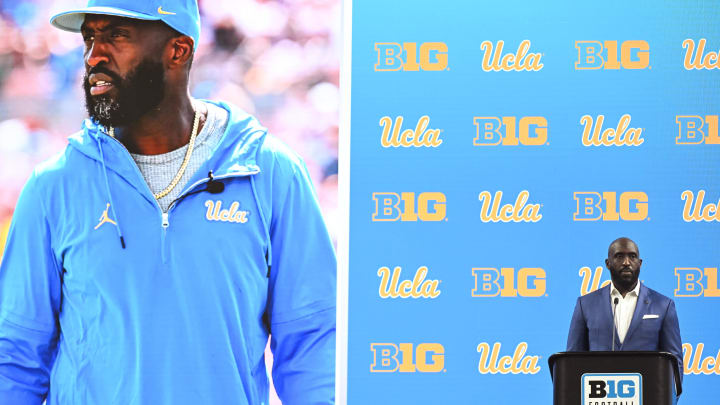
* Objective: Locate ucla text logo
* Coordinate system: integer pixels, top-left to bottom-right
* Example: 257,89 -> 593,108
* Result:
675,267 -> 720,297
580,114 -> 644,147
683,39 -> 720,70
204,200 -> 249,224
471,267 -> 546,297
583,374 -> 641,403
478,190 -> 542,222
380,115 -> 442,148
374,42 -> 448,71
373,192 -> 446,222
370,343 -> 445,372
579,266 -> 611,296
573,191 -> 649,221
681,190 -> 719,222
473,116 -> 548,146
575,40 -> 650,70
480,40 -> 543,72
378,266 -> 441,299
683,343 -> 720,375
477,342 -> 540,374
676,115 -> 720,144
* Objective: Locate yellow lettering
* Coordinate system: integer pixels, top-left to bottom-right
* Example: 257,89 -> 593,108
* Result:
480,40 -> 543,72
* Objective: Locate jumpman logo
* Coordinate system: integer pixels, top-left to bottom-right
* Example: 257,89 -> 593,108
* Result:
94,203 -> 117,230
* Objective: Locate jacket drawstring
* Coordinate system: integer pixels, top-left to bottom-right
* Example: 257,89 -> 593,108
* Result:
250,175 -> 270,277
97,135 -> 126,249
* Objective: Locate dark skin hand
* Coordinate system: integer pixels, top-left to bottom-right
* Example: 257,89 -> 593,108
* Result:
81,14 -> 206,155
605,237 -> 642,297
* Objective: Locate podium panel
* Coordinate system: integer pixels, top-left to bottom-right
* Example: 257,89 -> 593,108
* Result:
549,352 -> 680,405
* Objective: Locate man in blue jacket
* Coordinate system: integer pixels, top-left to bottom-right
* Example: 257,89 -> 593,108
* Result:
566,237 -> 683,397
0,0 -> 336,404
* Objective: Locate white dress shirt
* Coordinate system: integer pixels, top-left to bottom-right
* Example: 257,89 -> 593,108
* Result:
610,281 -> 640,344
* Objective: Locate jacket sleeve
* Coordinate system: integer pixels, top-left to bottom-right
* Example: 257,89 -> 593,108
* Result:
660,300 -> 683,388
266,158 -> 336,405
0,173 -> 62,404
566,297 -> 589,352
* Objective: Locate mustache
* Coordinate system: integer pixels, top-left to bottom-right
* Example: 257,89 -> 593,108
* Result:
85,65 -> 123,84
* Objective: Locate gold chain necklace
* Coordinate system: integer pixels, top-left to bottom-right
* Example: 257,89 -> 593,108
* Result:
108,107 -> 201,200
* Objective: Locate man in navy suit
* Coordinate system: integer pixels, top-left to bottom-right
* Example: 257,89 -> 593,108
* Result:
566,237 -> 683,393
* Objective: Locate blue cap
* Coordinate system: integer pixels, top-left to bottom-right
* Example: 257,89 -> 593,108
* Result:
50,0 -> 200,49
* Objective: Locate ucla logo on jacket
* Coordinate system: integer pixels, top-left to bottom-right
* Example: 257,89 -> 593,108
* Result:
204,200 -> 250,224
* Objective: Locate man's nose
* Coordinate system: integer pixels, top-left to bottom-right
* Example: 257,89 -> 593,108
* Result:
85,40 -> 110,67
622,256 -> 631,266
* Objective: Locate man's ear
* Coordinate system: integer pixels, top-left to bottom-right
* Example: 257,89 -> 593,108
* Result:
166,36 -> 194,69
605,258 -> 610,269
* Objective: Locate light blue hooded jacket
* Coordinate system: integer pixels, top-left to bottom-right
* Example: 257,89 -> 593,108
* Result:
0,101 -> 336,404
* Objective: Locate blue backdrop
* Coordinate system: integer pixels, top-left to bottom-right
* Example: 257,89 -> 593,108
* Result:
347,0 -> 720,403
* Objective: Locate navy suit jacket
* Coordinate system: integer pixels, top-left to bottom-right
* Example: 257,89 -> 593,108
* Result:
566,283 -> 683,386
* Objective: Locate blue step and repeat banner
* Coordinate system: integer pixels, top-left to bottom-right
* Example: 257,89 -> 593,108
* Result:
345,0 -> 719,403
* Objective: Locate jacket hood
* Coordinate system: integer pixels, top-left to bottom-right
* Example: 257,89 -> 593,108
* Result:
67,100 -> 267,179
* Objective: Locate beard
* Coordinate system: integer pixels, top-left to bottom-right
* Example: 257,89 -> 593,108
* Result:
83,59 -> 166,128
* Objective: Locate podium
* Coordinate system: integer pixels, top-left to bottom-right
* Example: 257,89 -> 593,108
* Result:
548,352 -> 681,405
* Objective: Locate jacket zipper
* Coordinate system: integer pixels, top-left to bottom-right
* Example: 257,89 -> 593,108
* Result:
103,134 -> 260,264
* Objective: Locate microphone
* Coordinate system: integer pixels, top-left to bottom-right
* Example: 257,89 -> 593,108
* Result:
167,171 -> 225,209
612,297 -> 619,351
207,171 -> 225,194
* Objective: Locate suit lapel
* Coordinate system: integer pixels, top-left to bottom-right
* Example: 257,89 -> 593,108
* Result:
622,283 -> 650,346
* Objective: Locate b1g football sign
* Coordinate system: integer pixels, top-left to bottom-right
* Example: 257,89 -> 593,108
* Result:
582,374 -> 642,405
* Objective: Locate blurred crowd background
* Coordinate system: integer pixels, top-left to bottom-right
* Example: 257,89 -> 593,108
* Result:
0,0 -> 341,259
0,1 -> 340,402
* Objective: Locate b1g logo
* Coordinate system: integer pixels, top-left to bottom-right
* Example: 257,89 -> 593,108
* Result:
683,39 -> 720,70
471,267 -> 546,297
676,115 -> 720,144
370,343 -> 445,372
473,116 -> 548,146
573,191 -> 649,221
675,267 -> 720,297
374,42 -> 448,71
480,40 -> 543,72
582,373 -> 642,404
372,192 -> 446,222
575,40 -> 650,70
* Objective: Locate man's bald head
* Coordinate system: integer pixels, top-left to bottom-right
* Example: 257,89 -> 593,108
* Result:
608,237 -> 640,257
